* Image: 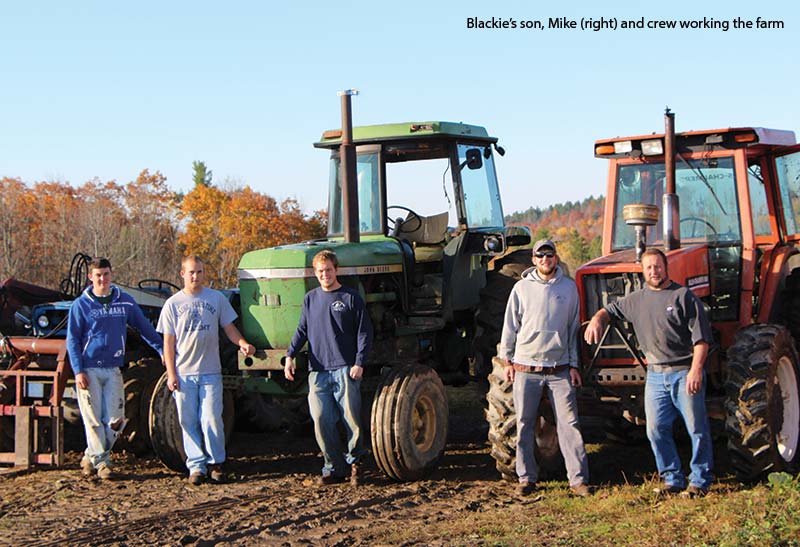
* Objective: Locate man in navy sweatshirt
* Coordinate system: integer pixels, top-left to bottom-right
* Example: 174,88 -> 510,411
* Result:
66,257 -> 164,480
284,250 -> 373,486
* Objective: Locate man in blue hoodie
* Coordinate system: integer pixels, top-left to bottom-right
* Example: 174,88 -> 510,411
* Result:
499,239 -> 590,497
66,257 -> 164,480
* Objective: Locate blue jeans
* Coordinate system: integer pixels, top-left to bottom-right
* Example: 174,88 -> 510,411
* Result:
644,368 -> 714,489
512,368 -> 589,486
307,367 -> 365,477
76,367 -> 125,469
173,373 -> 225,475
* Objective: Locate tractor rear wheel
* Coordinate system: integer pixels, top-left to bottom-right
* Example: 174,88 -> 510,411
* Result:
485,356 -> 565,481
725,324 -> 800,480
370,364 -> 448,481
475,251 -> 531,375
149,372 -> 236,473
117,358 -> 163,455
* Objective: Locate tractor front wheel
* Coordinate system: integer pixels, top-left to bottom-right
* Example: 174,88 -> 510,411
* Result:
725,324 -> 800,480
371,364 -> 448,481
149,372 -> 236,473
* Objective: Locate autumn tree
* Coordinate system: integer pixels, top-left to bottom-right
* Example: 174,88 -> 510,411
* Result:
0,178 -> 37,280
114,170 -> 179,283
179,183 -> 328,287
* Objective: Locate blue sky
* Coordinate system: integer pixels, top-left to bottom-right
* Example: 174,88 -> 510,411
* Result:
1,0 -> 796,217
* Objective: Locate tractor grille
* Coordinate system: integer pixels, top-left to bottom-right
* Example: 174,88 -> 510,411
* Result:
583,272 -> 645,361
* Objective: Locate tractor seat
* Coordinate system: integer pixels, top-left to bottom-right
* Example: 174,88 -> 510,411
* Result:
399,211 -> 449,263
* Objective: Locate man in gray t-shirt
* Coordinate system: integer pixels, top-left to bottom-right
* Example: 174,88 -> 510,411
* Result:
157,256 -> 254,485
584,248 -> 714,497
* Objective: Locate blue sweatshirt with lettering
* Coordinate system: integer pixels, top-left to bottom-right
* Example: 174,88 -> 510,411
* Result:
66,285 -> 164,375
287,286 -> 373,372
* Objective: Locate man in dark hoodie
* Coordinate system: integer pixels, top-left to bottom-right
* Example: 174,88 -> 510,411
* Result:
66,257 -> 164,480
499,239 -> 590,497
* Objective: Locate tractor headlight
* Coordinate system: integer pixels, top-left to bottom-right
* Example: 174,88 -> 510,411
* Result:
37,315 -> 50,328
641,139 -> 663,156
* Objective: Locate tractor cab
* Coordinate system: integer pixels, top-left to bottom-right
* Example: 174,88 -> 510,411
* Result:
318,122 -> 527,252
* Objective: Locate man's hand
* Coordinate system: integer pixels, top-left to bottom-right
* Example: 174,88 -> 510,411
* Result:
584,309 -> 609,345
569,367 -> 582,388
167,372 -> 180,392
503,360 -> 515,383
686,367 -> 703,396
284,356 -> 296,381
239,342 -> 255,357
75,372 -> 89,390
350,365 -> 364,380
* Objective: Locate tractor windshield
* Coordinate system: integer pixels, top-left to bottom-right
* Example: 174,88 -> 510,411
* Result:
327,149 -> 383,236
458,144 -> 504,228
611,156 -> 741,250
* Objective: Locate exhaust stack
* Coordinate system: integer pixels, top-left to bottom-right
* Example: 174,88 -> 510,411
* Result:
339,89 -> 360,243
663,108 -> 680,251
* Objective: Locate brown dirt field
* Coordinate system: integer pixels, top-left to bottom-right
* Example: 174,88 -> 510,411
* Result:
0,383 -> 722,547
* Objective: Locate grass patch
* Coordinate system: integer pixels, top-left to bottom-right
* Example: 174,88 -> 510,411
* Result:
373,472 -> 800,547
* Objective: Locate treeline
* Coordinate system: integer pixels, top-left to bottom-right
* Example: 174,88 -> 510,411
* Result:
0,164 -> 326,290
505,196 -> 605,273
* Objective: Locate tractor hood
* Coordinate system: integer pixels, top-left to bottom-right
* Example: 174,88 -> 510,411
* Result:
237,236 -> 403,350
238,235 -> 403,281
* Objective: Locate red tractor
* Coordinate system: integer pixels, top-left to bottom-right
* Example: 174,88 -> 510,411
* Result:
487,110 -> 800,481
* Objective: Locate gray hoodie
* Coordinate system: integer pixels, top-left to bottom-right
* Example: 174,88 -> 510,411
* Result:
498,265 -> 579,368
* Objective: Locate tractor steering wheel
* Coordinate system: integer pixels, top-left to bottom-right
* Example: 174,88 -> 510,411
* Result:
387,205 -> 423,236
680,217 -> 718,238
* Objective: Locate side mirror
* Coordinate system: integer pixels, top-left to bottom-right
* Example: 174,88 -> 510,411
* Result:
464,148 -> 483,170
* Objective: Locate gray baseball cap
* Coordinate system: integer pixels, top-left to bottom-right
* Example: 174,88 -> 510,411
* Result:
532,238 -> 556,253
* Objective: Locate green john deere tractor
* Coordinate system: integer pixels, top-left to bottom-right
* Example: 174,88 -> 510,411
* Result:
150,92 -> 531,480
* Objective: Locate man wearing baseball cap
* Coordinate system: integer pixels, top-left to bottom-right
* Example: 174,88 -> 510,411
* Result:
498,239 -> 590,497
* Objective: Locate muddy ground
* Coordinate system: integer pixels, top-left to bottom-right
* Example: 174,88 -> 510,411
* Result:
0,383 -> 709,547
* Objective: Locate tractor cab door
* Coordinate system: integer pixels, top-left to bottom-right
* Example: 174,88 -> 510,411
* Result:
770,145 -> 800,244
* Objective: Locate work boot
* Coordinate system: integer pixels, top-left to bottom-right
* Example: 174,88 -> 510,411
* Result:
679,485 -> 709,499
80,456 -> 95,478
569,483 -> 591,498
350,462 -> 361,486
96,464 -> 116,481
653,484 -> 683,497
515,481 -> 536,496
188,471 -> 205,486
317,473 -> 346,486
208,464 -> 228,484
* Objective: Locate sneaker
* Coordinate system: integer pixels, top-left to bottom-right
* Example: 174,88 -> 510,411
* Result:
680,485 -> 709,499
96,464 -> 116,481
208,464 -> 228,484
569,483 -> 591,498
516,481 -> 536,496
317,474 -> 346,486
80,456 -> 95,478
350,462 -> 361,486
188,471 -> 205,486
653,484 -> 684,497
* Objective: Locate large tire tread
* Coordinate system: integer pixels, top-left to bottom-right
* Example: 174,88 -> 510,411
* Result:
371,364 -> 448,481
725,323 -> 800,481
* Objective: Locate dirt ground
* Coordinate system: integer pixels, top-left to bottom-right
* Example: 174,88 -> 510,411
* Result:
0,383 -> 687,547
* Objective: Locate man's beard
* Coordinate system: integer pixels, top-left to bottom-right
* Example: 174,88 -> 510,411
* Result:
537,264 -> 556,277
